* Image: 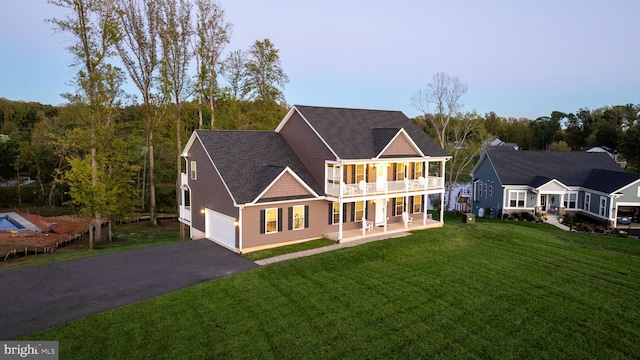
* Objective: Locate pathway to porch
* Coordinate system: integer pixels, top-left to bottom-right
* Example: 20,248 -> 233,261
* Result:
255,220 -> 442,266
255,231 -> 412,266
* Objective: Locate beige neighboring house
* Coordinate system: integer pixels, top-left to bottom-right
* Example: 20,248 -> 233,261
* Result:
178,105 -> 451,253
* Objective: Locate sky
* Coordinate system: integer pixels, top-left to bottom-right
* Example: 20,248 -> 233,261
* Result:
1,0 -> 639,119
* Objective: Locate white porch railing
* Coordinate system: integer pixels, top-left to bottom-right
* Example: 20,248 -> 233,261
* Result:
326,177 -> 445,197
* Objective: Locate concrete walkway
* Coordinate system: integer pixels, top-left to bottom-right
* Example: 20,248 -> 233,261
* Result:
255,232 -> 411,265
545,214 -> 572,231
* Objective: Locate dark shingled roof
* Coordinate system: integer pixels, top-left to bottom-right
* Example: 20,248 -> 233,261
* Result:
196,130 -> 322,204
294,105 -> 449,159
583,169 -> 640,193
487,150 -> 634,193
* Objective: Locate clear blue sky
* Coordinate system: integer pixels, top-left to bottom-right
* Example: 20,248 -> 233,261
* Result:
1,0 -> 639,119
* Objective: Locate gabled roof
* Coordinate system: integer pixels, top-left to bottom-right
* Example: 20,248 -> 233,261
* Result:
582,169 -> 640,194
282,105 -> 449,159
486,150 -> 626,192
195,130 -> 322,204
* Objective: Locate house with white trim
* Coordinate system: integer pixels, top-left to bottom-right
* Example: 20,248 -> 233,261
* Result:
470,149 -> 640,227
178,105 -> 451,253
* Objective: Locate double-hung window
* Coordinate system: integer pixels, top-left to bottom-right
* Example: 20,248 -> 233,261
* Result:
265,208 -> 278,234
413,195 -> 422,213
414,162 -> 423,179
332,202 -> 340,224
292,206 -> 305,230
509,190 -> 526,208
190,161 -> 197,180
355,164 -> 365,183
395,197 -> 404,216
563,192 -> 577,209
599,198 -> 607,216
354,201 -> 365,221
396,163 -> 406,181
584,193 -> 591,212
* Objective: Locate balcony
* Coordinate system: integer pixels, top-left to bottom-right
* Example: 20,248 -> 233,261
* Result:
326,177 -> 444,198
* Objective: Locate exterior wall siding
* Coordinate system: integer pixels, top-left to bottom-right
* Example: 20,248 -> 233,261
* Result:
472,158 -> 503,217
186,138 -> 238,235
242,199 -> 331,249
279,112 -> 335,188
381,135 -> 420,157
261,172 -> 313,199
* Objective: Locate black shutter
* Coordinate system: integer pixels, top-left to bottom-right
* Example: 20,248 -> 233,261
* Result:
421,195 -> 425,212
288,207 -> 293,230
410,196 -> 414,214
277,208 -> 283,232
351,202 -> 355,222
392,198 -> 396,216
304,206 -> 309,228
351,165 -> 355,183
260,210 -> 265,234
328,203 -> 333,224
343,203 -> 348,223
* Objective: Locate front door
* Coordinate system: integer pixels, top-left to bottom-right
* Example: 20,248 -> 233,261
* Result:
540,195 -> 547,210
375,200 -> 385,226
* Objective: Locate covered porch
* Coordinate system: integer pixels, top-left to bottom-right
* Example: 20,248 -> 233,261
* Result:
324,217 -> 442,242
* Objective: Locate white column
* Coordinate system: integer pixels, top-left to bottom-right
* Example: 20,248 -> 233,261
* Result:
440,191 -> 445,223
338,201 -> 343,241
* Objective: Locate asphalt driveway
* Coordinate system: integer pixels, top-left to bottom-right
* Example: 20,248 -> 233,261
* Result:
0,240 -> 258,339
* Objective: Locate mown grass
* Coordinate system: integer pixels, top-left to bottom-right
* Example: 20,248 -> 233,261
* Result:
22,220 -> 640,359
0,220 -> 181,271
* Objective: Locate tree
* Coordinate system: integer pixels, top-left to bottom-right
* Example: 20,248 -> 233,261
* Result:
547,141 -> 571,151
158,0 -> 193,225
412,72 -> 468,149
48,0 -> 122,249
222,49 -> 248,102
244,38 -> 289,123
444,111 -> 489,210
195,0 -> 232,129
115,0 -> 161,225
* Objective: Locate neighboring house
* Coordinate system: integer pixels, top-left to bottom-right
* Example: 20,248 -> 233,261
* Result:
470,150 -> 640,227
484,138 -> 519,151
178,105 -> 451,253
582,145 -> 626,168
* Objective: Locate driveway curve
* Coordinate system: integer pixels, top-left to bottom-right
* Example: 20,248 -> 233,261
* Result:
0,240 -> 258,339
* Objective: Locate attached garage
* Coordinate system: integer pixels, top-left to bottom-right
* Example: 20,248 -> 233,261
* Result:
205,209 -> 237,251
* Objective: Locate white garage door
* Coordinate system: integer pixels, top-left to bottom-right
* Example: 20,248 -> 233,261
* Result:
205,209 -> 236,250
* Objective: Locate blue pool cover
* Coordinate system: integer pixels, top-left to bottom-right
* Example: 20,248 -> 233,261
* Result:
0,217 -> 22,231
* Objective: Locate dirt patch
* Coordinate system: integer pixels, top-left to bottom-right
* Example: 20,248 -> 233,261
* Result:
0,213 -> 90,255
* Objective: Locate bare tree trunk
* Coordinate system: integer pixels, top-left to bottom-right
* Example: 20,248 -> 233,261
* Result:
175,100 -> 182,222
108,220 -> 113,241
88,221 -> 94,251
147,109 -> 157,226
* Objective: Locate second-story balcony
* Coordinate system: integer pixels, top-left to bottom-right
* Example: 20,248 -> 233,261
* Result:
326,176 -> 444,198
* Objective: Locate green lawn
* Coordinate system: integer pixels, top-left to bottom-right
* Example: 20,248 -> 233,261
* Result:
22,220 -> 640,359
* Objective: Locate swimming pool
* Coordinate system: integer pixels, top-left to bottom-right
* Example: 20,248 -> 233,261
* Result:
0,213 -> 41,232
0,216 -> 23,231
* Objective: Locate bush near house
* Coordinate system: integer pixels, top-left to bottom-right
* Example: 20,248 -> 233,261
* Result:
562,213 -> 612,233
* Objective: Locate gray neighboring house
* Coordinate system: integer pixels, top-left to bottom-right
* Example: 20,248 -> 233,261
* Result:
470,150 -> 640,227
178,105 -> 451,253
